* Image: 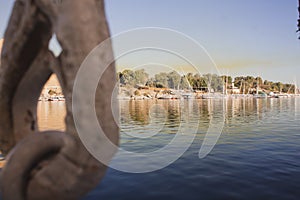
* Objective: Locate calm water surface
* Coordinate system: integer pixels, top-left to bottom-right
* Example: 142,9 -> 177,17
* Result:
37,98 -> 300,200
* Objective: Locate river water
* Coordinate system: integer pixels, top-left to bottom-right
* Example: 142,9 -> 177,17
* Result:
37,98 -> 300,200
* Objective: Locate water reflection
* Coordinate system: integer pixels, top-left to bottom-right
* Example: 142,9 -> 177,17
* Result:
37,98 -> 300,161
37,98 -> 300,134
37,101 -> 66,131
121,98 -> 299,131
85,97 -> 300,200
123,100 -> 181,126
36,99 -> 300,199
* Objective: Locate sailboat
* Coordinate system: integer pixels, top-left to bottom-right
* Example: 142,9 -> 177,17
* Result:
295,78 -> 299,97
202,75 -> 227,99
253,77 -> 267,98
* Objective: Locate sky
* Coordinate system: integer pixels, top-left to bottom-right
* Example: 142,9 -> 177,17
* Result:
0,0 -> 300,83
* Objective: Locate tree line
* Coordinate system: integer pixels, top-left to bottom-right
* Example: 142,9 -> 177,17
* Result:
118,69 -> 297,93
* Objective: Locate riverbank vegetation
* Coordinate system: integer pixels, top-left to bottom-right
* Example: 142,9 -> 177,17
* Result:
118,69 -> 297,94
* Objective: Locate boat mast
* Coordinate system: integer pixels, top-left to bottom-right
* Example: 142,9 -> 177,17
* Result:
222,76 -> 225,95
256,77 -> 259,95
295,78 -> 298,95
225,70 -> 229,95
242,79 -> 245,95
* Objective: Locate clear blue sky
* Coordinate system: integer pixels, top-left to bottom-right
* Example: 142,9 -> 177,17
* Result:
1,0 -> 300,83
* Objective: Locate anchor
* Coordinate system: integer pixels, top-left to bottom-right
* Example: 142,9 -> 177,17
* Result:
0,0 -> 119,199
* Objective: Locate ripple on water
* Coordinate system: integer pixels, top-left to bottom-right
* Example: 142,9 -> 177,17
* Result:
37,99 -> 300,199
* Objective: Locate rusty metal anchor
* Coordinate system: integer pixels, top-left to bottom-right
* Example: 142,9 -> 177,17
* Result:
0,0 -> 119,199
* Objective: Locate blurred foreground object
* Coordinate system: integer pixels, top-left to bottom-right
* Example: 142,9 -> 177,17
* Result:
0,0 -> 119,199
298,0 -> 300,38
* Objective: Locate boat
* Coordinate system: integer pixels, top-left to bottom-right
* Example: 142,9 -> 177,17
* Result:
157,94 -> 180,99
253,76 -> 267,98
253,91 -> 267,98
48,97 -> 59,101
181,93 -> 194,99
58,96 -> 65,101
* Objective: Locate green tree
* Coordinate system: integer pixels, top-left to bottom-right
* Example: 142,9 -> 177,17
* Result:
186,73 -> 195,88
145,78 -> 156,87
134,69 -> 149,85
193,73 -> 206,90
210,74 -> 223,92
167,71 -> 181,89
119,69 -> 136,86
155,72 -> 169,88
180,75 -> 191,90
